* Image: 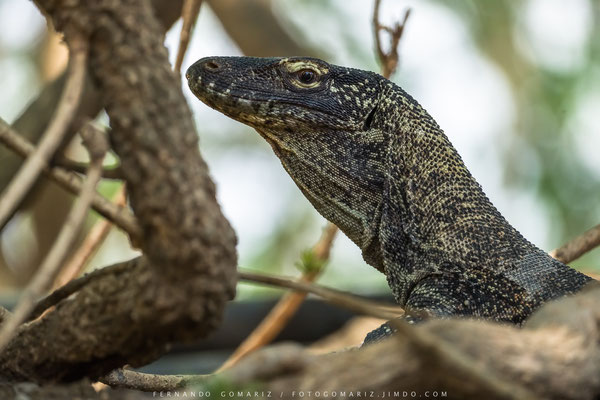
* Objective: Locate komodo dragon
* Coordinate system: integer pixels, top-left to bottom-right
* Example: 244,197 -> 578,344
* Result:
186,56 -> 592,341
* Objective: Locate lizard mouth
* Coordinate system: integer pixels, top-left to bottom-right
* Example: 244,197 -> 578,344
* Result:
186,76 -> 271,126
186,62 -> 358,131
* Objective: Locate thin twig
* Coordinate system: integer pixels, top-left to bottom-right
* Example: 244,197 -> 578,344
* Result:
217,223 -> 338,372
32,265 -> 402,325
55,156 -> 124,180
100,368 -> 208,392
52,185 -> 127,290
28,262 -> 402,324
373,0 -> 410,79
174,0 -> 203,75
0,123 -> 108,352
238,270 -> 403,321
0,36 -> 88,231
550,223 -> 600,264
389,320 -> 537,400
0,118 -> 142,239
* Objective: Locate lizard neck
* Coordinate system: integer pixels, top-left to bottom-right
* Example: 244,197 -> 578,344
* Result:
381,86 -> 512,262
377,84 -> 591,309
396,110 -> 509,258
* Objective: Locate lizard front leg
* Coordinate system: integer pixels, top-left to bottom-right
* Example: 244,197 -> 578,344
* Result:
363,271 -> 533,344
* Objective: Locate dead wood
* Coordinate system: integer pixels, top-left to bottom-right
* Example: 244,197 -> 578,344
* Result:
211,283 -> 600,400
0,0 -> 236,383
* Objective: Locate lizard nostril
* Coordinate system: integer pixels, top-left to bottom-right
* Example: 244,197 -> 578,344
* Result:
204,60 -> 220,71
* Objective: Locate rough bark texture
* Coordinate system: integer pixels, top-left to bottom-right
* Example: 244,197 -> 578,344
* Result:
0,0 -> 237,382
0,0 -> 184,286
217,283 -> 600,400
0,380 -> 145,400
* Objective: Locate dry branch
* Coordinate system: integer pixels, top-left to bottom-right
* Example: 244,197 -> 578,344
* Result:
53,185 -> 127,290
0,118 -> 142,239
217,223 -> 338,372
238,270 -> 403,320
373,0 -> 410,79
0,123 -> 108,352
100,368 -> 208,392
174,0 -> 203,75
202,283 -> 600,400
93,284 -> 600,398
389,320 -> 536,400
0,36 -> 87,230
551,223 -> 600,264
0,0 -> 237,383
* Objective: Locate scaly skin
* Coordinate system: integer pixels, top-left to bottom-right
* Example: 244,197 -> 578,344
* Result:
186,56 -> 592,339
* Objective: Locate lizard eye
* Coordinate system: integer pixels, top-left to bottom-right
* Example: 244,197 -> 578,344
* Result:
297,69 -> 317,85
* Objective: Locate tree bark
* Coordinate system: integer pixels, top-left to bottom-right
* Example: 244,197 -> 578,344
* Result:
0,0 -> 237,382
217,283 -> 600,400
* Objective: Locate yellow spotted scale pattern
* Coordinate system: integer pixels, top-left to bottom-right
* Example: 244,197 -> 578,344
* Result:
186,56 -> 593,342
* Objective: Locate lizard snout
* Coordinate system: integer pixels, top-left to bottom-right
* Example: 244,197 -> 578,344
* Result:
186,58 -> 223,81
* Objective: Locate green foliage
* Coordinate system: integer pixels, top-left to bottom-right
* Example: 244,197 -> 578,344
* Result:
295,248 -> 327,274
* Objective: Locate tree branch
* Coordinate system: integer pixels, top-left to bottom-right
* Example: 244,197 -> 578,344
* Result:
52,185 -> 127,290
29,265 -> 402,327
238,270 -> 403,320
0,118 -> 142,239
198,283 -> 600,399
96,285 -> 600,398
216,223 -> 338,372
0,36 -> 88,230
174,0 -> 203,75
373,0 -> 410,79
0,122 -> 107,352
550,223 -> 600,264
0,0 -> 237,383
54,157 -> 124,180
100,368 -> 208,392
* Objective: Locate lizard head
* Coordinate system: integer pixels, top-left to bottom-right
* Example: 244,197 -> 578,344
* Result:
186,56 -> 388,270
186,56 -> 383,133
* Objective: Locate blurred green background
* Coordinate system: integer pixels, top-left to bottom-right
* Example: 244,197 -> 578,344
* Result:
0,0 -> 598,300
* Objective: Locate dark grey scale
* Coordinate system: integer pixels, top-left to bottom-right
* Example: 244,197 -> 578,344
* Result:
186,56 -> 594,344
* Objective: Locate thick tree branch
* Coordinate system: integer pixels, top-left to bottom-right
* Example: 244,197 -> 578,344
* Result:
94,284 -> 600,398
196,283 -> 600,400
0,0 -> 237,383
